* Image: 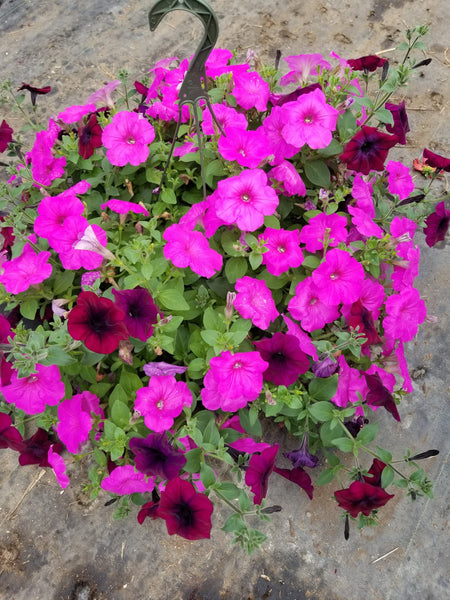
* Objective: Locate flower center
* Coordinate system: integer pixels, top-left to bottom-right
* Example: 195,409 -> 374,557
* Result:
309,298 -> 317,306
156,399 -> 164,410
233,361 -> 242,370
330,272 -> 339,280
241,193 -> 250,202
304,115 -> 314,124
277,245 -> 286,253
127,136 -> 136,145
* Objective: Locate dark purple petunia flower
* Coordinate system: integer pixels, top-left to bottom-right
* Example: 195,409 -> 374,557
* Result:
253,332 -> 310,387
363,458 -> 387,488
0,119 -> 13,153
385,101 -> 410,145
334,480 -> 394,518
312,356 -> 338,378
273,465 -> 314,499
68,291 -> 129,354
283,433 -> 319,469
340,126 -> 398,175
18,82 -> 51,106
364,372 -> 401,422
348,300 -> 381,346
422,148 -> 450,173
18,428 -> 63,467
347,55 -> 387,72
78,114 -> 103,159
423,202 -> 450,247
156,477 -> 214,540
129,432 -> 186,480
344,415 -> 368,438
112,287 -> 162,342
245,444 -> 279,505
0,413 -> 24,451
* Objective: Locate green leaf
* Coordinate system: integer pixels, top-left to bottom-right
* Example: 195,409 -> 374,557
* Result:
381,465 -> 395,488
316,138 -> 343,158
316,468 -> 336,485
376,447 -> 393,464
239,408 -> 262,436
200,329 -> 220,346
309,375 -> 338,402
109,384 -> 129,406
183,447 -> 203,473
160,187 -> 177,205
53,270 -> 75,295
225,256 -> 248,284
249,253 -> 263,270
304,160 -> 331,188
94,448 -> 107,467
222,513 -> 244,533
215,481 -> 240,500
338,109 -> 357,140
158,289 -> 190,311
44,347 -> 77,367
331,437 -> 355,452
308,401 -> 334,421
205,159 -> 226,187
356,423 -> 378,445
111,400 -> 131,428
199,463 -> 216,488
374,107 -> 394,126
203,306 -> 224,331
202,418 -> 221,447
20,299 -> 38,320
302,255 -> 320,270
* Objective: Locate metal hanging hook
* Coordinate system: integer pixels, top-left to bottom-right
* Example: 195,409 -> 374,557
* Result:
149,0 -> 225,199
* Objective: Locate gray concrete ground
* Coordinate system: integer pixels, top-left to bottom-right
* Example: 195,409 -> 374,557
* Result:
0,0 -> 449,598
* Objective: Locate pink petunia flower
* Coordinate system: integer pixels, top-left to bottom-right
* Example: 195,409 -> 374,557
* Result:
56,391 -> 104,454
288,277 -> 340,331
218,127 -> 270,169
282,314 -> 319,360
331,355 -> 366,408
57,103 -> 96,123
201,350 -> 268,412
234,276 -> 279,330
348,205 -> 384,238
232,70 -> 270,111
0,244 -> 52,294
48,446 -> 70,489
269,160 -> 306,197
102,111 -> 155,167
0,363 -> 65,415
280,54 -> 331,86
201,103 -> 248,136
261,106 -> 299,165
312,249 -> 365,305
101,199 -> 149,217
383,288 -> 427,342
135,375 -> 193,433
27,119 -> 66,186
213,169 -> 279,232
34,191 -> 85,248
259,227 -> 304,276
386,160 -> 415,200
101,464 -> 156,495
163,223 -> 223,278
87,79 -> 121,107
391,245 -> 420,291
281,89 -> 339,150
54,217 -> 109,270
299,212 -> 348,252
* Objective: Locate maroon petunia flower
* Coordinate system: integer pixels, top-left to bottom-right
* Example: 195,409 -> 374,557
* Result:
348,300 -> 381,346
18,82 -> 51,106
363,458 -> 387,488
422,148 -> 450,173
385,101 -> 410,145
112,287 -> 162,342
347,55 -> 387,72
0,119 -> 13,152
18,428 -> 63,467
273,465 -> 314,499
156,477 -> 214,540
269,82 -> 322,107
283,433 -> 319,469
245,444 -> 279,505
134,80 -> 149,97
364,372 -> 400,422
334,480 -> 394,518
0,413 -> 24,451
137,499 -> 160,524
67,291 -> 129,354
340,126 -> 398,175
253,332 -> 310,387
78,114 -> 103,159
129,432 -> 186,480
423,201 -> 450,247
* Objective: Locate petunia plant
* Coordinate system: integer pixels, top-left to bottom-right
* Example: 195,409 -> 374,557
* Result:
0,24 -> 446,552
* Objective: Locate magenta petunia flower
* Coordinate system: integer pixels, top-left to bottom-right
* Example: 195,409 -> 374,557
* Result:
288,277 -> 340,332
280,54 -> 331,86
214,169 -> 279,232
135,375 -> 192,433
48,446 -> 70,489
67,291 -> 129,354
228,438 -> 272,455
0,363 -> 65,415
27,119 -> 66,186
0,243 -> 52,294
312,249 -> 365,306
282,314 -> 318,360
112,287 -> 162,342
78,113 -> 103,159
232,70 -> 270,111
299,212 -> 348,253
334,480 -> 394,518
259,227 -> 304,276
253,332 -> 310,386
0,413 -> 23,451
201,103 -> 247,136
331,355 -> 365,408
34,192 -> 85,248
386,160 -> 415,200
101,199 -> 149,217
383,288 -> 427,342
269,160 -> 306,197
101,464 -> 156,495
385,101 -> 410,145
0,119 -> 13,152
157,477 -> 214,540
423,201 -> 450,247
422,148 -> 450,173
102,111 -> 155,167
261,106 -> 299,165
201,350 -> 268,412
129,432 -> 186,480
245,444 -> 279,505
54,217 -> 110,270
163,223 -> 223,278
56,391 -> 104,454
234,276 -> 279,330
57,103 -> 96,123
348,206 -> 384,239
218,127 -> 270,169
281,89 -> 339,150
87,79 -> 121,107
352,174 -> 374,208
391,244 -> 420,291
340,126 -> 398,174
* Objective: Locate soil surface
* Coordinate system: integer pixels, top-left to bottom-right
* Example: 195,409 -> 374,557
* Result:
0,1 -> 449,599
